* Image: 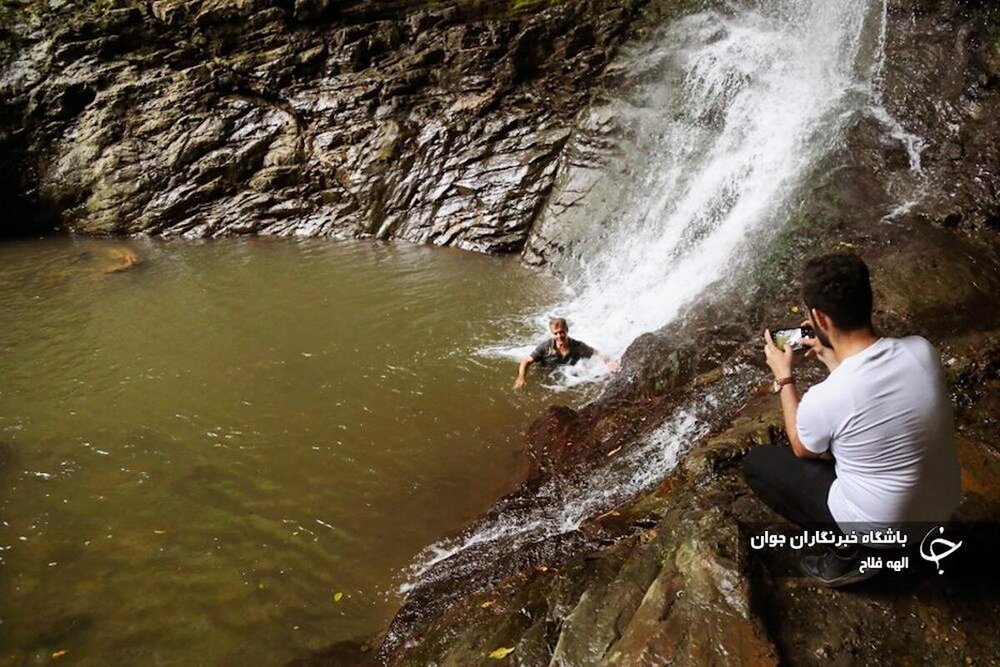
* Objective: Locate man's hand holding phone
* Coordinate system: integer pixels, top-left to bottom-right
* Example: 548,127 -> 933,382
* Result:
797,319 -> 839,372
763,328 -> 795,381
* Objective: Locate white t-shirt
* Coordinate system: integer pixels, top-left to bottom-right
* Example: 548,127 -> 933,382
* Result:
797,336 -> 961,530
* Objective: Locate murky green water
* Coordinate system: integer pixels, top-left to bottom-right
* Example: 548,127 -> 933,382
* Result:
0,237 -> 566,664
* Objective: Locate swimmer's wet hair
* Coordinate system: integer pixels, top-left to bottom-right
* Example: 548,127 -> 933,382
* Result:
549,317 -> 568,331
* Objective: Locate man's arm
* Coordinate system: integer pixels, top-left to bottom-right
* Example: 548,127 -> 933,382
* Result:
798,319 -> 839,372
597,351 -> 620,372
764,330 -> 821,459
514,356 -> 534,389
580,342 -> 620,373
776,383 -> 820,459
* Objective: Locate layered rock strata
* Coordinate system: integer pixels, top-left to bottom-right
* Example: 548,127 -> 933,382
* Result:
0,0 -> 643,250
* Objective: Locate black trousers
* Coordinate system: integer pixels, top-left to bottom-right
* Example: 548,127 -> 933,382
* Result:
742,445 -> 840,529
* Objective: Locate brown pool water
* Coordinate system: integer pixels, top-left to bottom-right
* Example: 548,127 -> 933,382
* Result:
0,236 -> 572,664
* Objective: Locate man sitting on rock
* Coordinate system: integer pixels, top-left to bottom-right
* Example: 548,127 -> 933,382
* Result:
743,253 -> 961,587
513,317 -> 619,389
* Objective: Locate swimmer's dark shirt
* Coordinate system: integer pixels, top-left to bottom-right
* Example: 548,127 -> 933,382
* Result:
530,337 -> 595,366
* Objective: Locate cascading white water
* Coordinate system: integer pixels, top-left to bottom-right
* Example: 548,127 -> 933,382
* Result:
402,366 -> 753,590
534,0 -> 891,382
407,0 -> 902,591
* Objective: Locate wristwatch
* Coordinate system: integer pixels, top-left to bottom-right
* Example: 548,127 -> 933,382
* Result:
771,376 -> 795,394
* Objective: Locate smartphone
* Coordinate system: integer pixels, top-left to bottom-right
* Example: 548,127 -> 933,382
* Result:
771,325 -> 814,351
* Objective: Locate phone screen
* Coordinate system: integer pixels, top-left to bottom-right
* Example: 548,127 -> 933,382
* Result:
772,326 -> 813,351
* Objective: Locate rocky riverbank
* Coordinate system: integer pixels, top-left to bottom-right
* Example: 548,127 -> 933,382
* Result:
296,221 -> 1000,665
3,0 -> 999,664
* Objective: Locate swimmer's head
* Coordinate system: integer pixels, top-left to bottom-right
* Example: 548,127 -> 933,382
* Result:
549,317 -> 568,339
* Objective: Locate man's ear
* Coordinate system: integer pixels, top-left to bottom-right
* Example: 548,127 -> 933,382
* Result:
810,307 -> 833,331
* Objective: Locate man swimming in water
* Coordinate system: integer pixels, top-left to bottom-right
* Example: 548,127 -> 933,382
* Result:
513,317 -> 620,389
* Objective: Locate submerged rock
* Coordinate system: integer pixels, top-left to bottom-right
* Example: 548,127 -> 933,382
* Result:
101,245 -> 141,273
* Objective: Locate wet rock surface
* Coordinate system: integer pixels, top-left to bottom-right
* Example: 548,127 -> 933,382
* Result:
0,0 -> 645,250
524,0 -> 1000,271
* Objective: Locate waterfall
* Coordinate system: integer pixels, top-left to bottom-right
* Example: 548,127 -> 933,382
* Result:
409,0 -> 894,591
533,0 -> 890,381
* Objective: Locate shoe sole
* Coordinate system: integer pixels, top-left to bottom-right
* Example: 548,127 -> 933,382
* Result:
799,560 -> 881,588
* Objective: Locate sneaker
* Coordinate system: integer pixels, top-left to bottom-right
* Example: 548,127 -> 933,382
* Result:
799,547 -> 880,588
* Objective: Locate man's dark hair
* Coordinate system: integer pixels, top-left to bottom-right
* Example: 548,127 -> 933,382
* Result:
801,253 -> 873,331
549,317 -> 568,331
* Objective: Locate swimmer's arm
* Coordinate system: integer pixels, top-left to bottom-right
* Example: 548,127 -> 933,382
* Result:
593,349 -> 620,373
514,356 -> 534,389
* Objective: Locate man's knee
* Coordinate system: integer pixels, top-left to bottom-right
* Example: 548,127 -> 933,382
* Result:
742,445 -> 780,490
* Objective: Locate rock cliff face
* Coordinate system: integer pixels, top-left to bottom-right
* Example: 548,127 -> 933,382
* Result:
0,0 -> 643,250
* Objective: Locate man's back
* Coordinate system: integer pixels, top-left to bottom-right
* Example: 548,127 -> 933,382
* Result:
797,336 -> 961,527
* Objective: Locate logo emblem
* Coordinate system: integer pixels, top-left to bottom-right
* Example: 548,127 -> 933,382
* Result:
919,526 -> 962,574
